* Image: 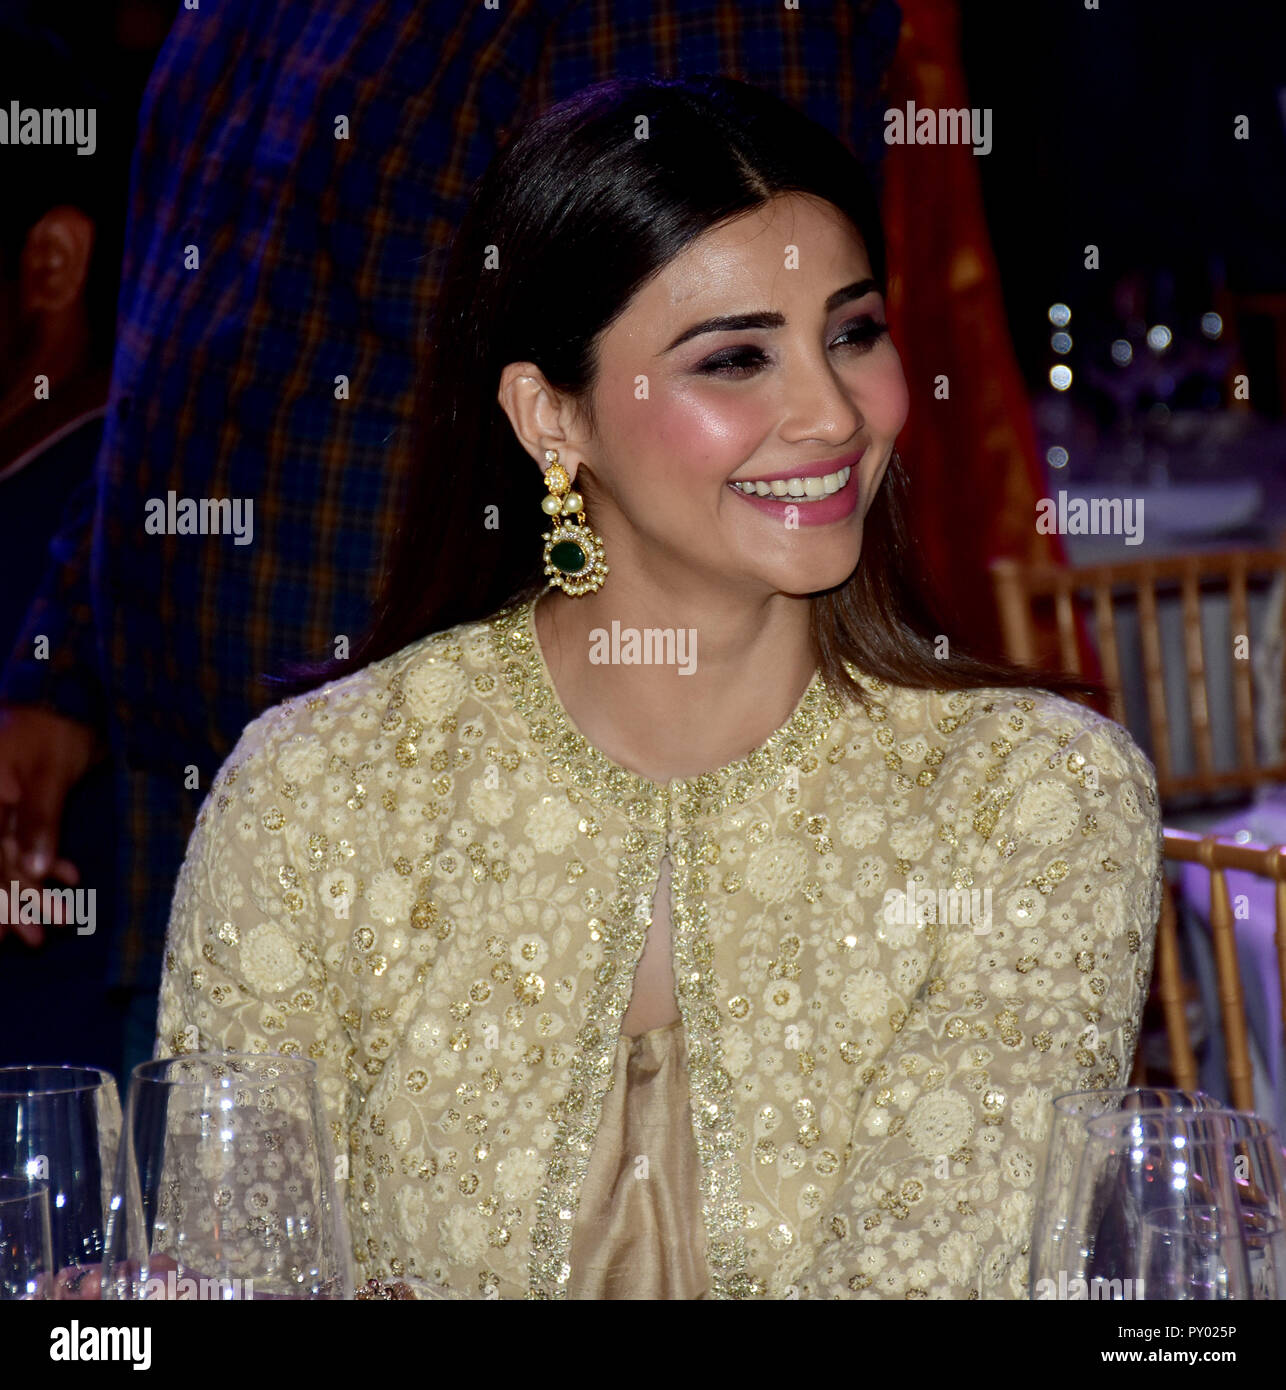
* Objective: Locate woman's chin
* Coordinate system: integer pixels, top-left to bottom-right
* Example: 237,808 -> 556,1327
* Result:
751,542 -> 863,598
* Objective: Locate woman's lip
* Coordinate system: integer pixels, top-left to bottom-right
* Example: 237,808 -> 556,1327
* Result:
725,464 -> 861,525
729,447 -> 866,486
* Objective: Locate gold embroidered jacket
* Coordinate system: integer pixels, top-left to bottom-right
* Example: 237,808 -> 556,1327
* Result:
156,595 -> 1163,1299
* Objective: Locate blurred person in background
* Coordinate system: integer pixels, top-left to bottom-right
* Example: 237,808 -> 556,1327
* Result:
0,18 -> 128,1076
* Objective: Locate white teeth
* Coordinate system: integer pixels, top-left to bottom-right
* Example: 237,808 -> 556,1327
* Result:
731,464 -> 851,501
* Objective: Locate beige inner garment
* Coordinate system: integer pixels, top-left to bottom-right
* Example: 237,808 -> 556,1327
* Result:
618,854 -> 681,1037
566,852 -> 710,1298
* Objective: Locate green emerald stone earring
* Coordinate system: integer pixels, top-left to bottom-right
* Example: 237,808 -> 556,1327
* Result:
540,449 -> 608,596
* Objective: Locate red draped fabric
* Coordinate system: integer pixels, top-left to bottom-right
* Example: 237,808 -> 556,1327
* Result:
880,0 -> 1099,680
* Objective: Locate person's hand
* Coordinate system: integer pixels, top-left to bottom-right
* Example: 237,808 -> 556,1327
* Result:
0,706 -> 97,946
53,1252 -> 182,1300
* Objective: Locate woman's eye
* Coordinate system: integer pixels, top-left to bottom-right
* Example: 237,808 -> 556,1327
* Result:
696,348 -> 768,377
833,319 -> 889,351
695,320 -> 889,377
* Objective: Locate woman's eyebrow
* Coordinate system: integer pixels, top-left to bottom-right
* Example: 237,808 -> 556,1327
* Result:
658,278 -> 879,354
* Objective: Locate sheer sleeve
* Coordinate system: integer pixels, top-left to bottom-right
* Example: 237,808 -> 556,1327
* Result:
791,708 -> 1163,1299
153,702 -> 363,1156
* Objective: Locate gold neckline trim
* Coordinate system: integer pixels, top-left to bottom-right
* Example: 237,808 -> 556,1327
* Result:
488,594 -> 846,823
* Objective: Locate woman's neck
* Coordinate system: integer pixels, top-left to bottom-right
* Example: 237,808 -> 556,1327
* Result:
532,583 -> 818,784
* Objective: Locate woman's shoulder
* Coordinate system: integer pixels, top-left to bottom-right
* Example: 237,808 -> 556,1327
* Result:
210,607 -> 512,796
865,677 -> 1159,806
965,682 -> 1150,762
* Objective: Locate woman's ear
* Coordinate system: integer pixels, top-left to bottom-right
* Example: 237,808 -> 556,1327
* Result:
497,361 -> 591,483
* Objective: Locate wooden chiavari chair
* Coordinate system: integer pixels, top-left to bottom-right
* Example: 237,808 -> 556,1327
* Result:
990,544 -> 1286,808
1133,829 -> 1286,1111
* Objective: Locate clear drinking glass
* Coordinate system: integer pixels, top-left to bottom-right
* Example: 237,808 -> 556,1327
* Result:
1140,1204 -> 1248,1300
102,1053 -> 352,1299
1061,1108 -> 1252,1300
0,1175 -> 55,1300
1030,1087 -> 1221,1298
0,1065 -> 122,1297
1176,1110 -> 1286,1300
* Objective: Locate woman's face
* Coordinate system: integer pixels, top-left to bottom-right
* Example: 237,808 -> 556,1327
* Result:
569,191 -> 909,601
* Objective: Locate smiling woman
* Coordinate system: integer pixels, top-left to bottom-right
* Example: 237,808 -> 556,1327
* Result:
156,76 -> 1163,1300
328,74 -> 1099,714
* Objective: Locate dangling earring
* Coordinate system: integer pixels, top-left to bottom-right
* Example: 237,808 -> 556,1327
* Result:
539,448 -> 609,596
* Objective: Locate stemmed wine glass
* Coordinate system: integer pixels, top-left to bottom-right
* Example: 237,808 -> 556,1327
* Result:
0,1175 -> 54,1300
1061,1108 -> 1253,1300
1030,1086 -> 1221,1298
102,1053 -> 353,1300
1174,1110 -> 1286,1300
0,1066 -> 122,1298
1140,1204 -> 1244,1300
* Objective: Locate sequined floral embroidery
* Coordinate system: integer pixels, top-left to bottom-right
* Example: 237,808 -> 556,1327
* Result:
157,595 -> 1162,1299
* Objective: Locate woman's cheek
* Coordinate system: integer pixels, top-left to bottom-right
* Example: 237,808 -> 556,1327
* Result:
865,355 -> 910,427
645,387 -> 767,473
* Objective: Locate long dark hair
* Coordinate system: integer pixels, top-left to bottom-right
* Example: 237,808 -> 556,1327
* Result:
277,74 -> 1101,712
